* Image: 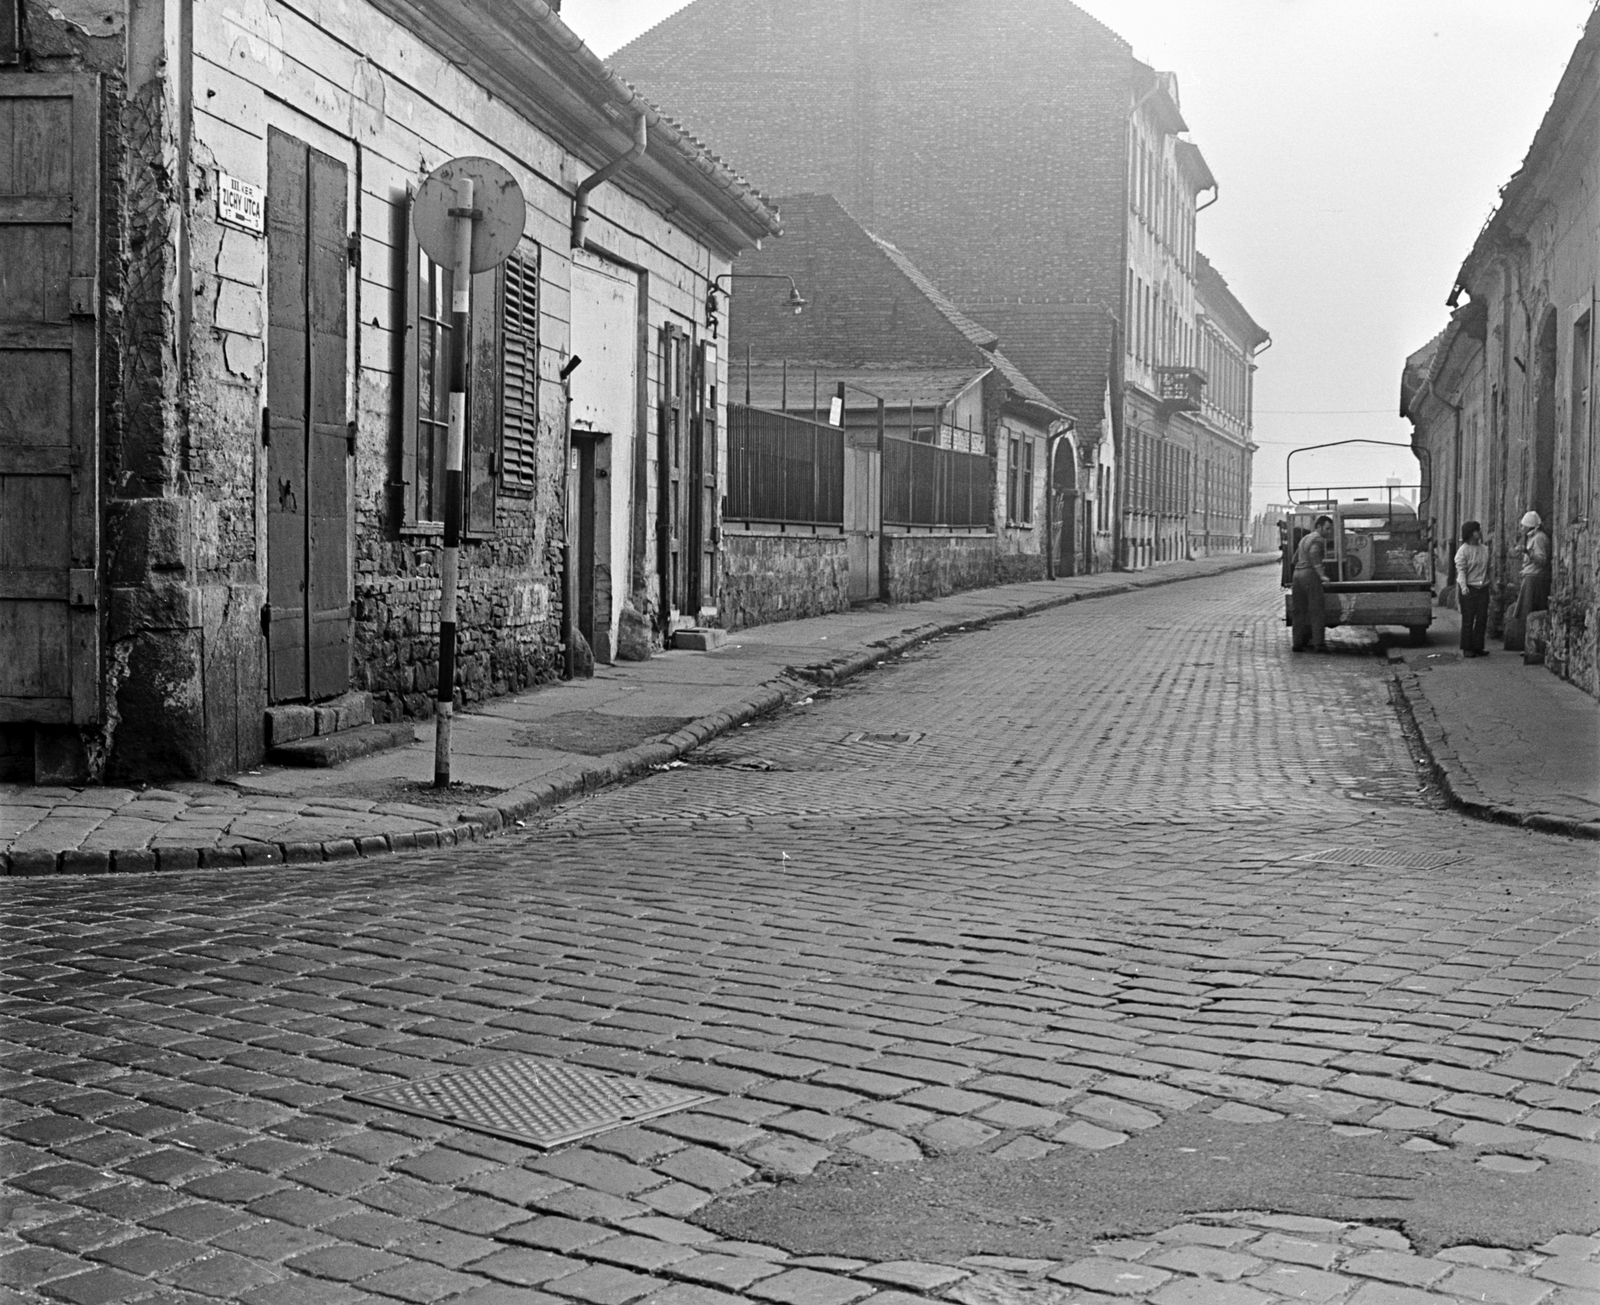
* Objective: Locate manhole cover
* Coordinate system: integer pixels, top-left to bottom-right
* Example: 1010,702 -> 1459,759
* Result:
1292,846 -> 1461,870
350,1057 -> 714,1149
841,731 -> 925,745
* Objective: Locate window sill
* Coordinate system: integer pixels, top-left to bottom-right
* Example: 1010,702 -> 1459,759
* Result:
400,522 -> 444,538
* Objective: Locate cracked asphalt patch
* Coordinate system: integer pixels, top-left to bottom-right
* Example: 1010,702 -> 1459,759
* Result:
697,1113 -> 1597,1262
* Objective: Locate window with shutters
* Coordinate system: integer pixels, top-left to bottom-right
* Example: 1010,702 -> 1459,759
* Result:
499,247 -> 539,493
401,202 -> 525,533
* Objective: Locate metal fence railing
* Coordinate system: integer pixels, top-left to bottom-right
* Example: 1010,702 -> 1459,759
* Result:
883,435 -> 991,529
726,403 -> 844,526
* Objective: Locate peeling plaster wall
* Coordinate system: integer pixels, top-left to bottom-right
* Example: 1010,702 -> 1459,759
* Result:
6,0 -> 744,781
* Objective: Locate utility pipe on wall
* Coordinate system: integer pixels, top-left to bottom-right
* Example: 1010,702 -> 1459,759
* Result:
572,111 -> 647,247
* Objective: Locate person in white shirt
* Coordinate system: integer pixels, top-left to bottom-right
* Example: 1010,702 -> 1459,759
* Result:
1453,521 -> 1491,657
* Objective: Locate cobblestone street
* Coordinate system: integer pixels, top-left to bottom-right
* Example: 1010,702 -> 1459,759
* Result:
4,569 -> 1597,1305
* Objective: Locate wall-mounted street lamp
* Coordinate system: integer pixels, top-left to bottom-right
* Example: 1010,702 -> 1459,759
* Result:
705,272 -> 806,335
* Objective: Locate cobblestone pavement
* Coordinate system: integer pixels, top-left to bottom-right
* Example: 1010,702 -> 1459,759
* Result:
3,569 -> 1596,1305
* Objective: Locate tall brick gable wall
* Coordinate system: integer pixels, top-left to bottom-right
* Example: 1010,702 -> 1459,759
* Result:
614,0 -> 1134,309
729,194 -> 981,369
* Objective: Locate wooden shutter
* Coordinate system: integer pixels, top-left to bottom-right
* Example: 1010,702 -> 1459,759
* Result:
499,248 -> 539,491
466,264 -> 497,533
266,130 -> 310,702
305,146 -> 350,700
0,73 -> 100,726
266,130 -> 349,703
398,188 -> 419,527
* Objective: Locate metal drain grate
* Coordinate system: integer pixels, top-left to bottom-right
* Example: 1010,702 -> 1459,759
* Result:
350,1058 -> 714,1149
841,731 -> 925,745
1292,846 -> 1462,870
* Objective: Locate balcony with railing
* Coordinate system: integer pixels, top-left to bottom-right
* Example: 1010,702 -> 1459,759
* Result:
1155,365 -> 1208,415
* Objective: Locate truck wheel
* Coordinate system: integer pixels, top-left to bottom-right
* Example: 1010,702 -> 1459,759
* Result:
1408,626 -> 1429,647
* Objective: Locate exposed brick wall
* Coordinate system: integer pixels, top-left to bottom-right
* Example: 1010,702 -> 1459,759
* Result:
722,533 -> 851,630
614,0 -> 1134,309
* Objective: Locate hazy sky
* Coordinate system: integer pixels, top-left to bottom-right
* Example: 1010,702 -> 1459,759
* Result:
562,0 -> 1595,509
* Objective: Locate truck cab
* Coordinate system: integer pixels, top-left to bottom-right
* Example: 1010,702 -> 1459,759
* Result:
1281,497 -> 1434,643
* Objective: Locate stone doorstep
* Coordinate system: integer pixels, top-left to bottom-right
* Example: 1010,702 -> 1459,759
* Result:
264,691 -> 375,747
266,722 -> 416,769
672,628 -> 728,652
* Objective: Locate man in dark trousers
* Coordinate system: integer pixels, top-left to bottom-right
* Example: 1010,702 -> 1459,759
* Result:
1291,514 -> 1334,652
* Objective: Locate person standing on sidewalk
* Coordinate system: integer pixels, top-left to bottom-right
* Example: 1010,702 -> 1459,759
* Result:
1291,514 -> 1334,652
1453,521 -> 1491,657
1517,510 -> 1551,619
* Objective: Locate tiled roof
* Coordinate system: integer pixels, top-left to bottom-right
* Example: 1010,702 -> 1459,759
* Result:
738,365 -> 989,412
869,234 -> 1068,420
963,302 -> 1117,432
368,0 -> 781,243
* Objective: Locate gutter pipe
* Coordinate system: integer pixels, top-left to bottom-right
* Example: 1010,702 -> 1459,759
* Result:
573,110 -> 647,247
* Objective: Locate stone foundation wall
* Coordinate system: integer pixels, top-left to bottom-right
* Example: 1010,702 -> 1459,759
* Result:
721,533 -> 850,631
883,533 -> 1000,604
353,532 -> 565,724
1546,601 -> 1598,700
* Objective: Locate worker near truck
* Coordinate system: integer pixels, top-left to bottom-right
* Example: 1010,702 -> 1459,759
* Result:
1453,521 -> 1491,657
1291,514 -> 1334,652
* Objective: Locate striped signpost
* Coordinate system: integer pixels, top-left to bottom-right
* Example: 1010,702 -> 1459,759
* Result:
412,158 -> 525,787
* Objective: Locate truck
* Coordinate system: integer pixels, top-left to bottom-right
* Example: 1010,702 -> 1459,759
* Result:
1280,443 -> 1436,644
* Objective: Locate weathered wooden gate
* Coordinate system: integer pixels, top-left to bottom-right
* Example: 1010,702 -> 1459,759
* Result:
265,129 -> 349,703
687,340 -> 718,615
658,323 -> 690,623
0,74 -> 100,729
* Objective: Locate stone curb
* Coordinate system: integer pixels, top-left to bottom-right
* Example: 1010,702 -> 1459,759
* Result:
4,554 -> 1277,877
1386,657 -> 1600,842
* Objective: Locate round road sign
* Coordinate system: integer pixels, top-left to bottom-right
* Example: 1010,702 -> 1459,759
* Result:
413,157 -> 527,274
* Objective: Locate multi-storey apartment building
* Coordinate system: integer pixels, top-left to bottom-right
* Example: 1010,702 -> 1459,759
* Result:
611,0 -> 1268,571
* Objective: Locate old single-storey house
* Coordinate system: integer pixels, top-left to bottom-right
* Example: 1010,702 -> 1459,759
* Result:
0,0 -> 778,782
1402,10 -> 1596,696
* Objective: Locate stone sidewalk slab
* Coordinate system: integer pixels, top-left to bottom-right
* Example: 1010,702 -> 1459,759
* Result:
1389,605 -> 1600,840
1,555 -> 1276,874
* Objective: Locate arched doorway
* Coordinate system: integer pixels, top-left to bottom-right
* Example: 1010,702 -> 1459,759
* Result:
1053,438 -> 1078,577
1533,309 -> 1558,527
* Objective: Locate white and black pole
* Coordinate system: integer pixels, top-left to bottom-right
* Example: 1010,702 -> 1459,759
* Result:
411,156 -> 524,789
434,176 -> 476,787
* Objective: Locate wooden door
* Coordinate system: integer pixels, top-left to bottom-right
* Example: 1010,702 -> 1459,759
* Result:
687,341 -> 718,615
658,324 -> 690,622
0,74 -> 99,727
266,129 -> 349,703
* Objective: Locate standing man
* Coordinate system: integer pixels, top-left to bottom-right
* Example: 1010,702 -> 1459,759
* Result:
1291,514 -> 1334,653
1454,520 -> 1491,657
